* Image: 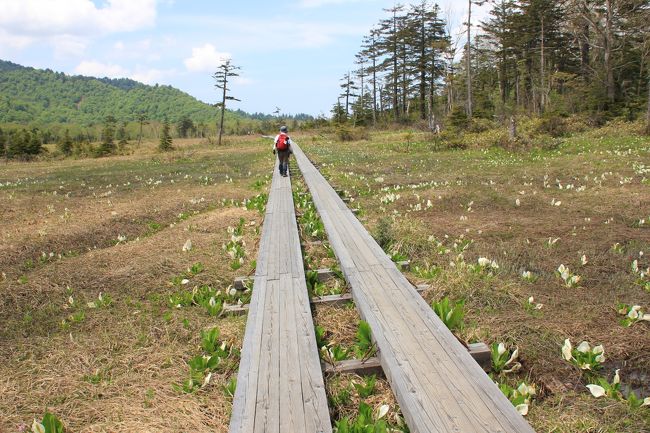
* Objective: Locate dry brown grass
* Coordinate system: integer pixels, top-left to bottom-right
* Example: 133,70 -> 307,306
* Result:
302,126 -> 650,431
3,128 -> 649,432
0,137 -> 270,432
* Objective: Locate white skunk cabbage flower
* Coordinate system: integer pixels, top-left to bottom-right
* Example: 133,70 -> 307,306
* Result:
517,382 -> 536,396
32,420 -> 46,433
562,339 -> 573,361
202,372 -> 212,387
515,403 -> 529,416
478,257 -> 491,267
628,306 -> 641,319
182,239 -> 192,252
613,369 -> 620,385
586,384 -> 606,398
506,348 -> 519,366
375,404 -> 389,420
585,344 -> 605,363
576,341 -> 591,353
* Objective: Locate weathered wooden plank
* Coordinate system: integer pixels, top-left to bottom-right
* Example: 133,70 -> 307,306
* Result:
322,357 -> 383,376
382,266 -> 530,430
292,142 -> 535,433
292,275 -> 332,432
322,343 -> 491,376
230,160 -> 332,433
279,272 -> 304,431
229,278 -> 267,432
252,279 -> 277,433
358,269 -> 499,432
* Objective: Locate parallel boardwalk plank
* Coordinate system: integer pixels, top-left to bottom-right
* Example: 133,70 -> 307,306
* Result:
293,143 -> 535,433
229,162 -> 332,433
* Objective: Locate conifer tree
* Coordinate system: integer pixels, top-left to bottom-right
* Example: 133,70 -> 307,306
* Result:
159,118 -> 173,151
58,129 -> 73,156
137,113 -> 148,146
98,116 -> 116,156
0,127 -> 5,158
213,59 -> 241,146
117,122 -> 128,147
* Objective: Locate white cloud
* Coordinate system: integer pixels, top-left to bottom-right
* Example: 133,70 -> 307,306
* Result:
297,0 -> 369,8
184,44 -> 231,73
130,67 -> 170,84
74,60 -> 129,78
0,0 -> 156,54
0,0 -> 156,35
74,60 -> 174,85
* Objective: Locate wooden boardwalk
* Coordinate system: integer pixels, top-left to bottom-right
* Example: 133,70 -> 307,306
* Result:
292,143 -> 536,433
229,161 -> 332,433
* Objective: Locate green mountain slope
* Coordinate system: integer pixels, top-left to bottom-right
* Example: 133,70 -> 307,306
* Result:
0,60 -> 234,125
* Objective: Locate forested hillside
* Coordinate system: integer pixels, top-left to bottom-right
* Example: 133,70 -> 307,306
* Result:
337,0 -> 650,128
0,60 -> 234,125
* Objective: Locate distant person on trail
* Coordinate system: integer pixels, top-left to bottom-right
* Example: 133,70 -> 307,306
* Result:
273,125 -> 293,177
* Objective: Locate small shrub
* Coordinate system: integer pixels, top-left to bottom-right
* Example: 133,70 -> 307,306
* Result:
536,115 -> 568,137
467,117 -> 496,133
374,218 -> 393,250
447,105 -> 469,129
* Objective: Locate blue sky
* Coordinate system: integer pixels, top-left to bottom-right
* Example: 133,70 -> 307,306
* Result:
0,0 -> 491,116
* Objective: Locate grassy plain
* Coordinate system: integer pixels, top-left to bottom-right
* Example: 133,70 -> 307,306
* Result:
1,122 -> 649,432
301,121 -> 650,432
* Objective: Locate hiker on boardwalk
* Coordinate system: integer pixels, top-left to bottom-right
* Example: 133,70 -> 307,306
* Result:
273,126 -> 292,177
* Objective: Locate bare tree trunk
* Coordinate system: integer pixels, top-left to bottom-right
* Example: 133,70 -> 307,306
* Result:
646,79 -> 650,134
509,115 -> 517,140
604,0 -> 615,103
344,73 -> 351,116
539,15 -> 546,113
372,55 -> 377,125
218,77 -> 227,146
466,0 -> 473,120
515,71 -> 520,107
427,95 -> 435,130
392,9 -> 400,122
358,65 -> 364,127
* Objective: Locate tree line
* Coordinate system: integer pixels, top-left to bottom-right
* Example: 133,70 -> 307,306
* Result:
335,0 -> 650,130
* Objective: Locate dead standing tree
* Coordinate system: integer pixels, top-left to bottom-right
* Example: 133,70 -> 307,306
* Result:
213,59 -> 241,146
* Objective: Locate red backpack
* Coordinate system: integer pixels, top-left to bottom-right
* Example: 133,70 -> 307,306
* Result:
276,133 -> 289,151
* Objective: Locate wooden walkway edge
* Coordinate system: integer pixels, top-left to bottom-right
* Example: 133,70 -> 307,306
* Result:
228,161 -> 332,433
292,143 -> 536,433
